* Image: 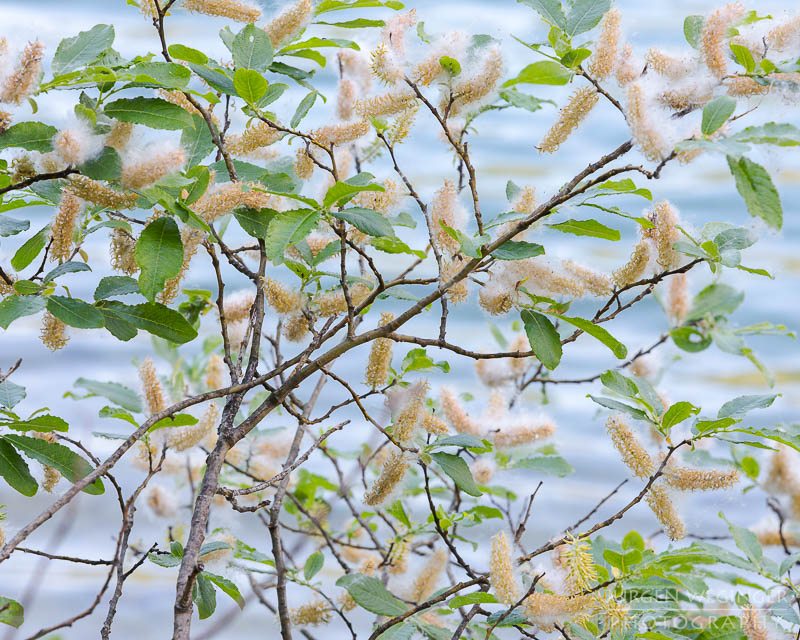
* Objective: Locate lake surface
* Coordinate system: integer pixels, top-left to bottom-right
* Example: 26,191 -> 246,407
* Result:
1,0 -> 799,637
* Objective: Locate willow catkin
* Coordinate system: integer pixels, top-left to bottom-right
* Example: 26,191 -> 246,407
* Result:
206,354 -> 225,390
439,387 -> 482,436
539,87 -> 599,153
50,191 -> 83,263
146,484 -> 177,518
612,237 -> 650,287
386,105 -> 417,145
314,282 -> 371,317
364,450 -> 408,506
139,357 -> 166,416
440,258 -> 469,304
563,260 -> 613,296
110,229 -> 139,275
645,483 -> 685,540
226,121 -> 283,156
106,120 -> 134,151
289,601 -> 332,626
223,290 -> 256,324
700,3 -> 746,79
365,312 -> 394,389
626,83 -> 669,161
193,182 -> 273,223
741,605 -> 769,640
645,48 -> 692,80
588,8 -> 620,80
523,593 -> 594,632
1,40 -> 44,105
422,411 -> 449,435
390,380 -> 428,444
606,415 -> 655,479
490,421 -> 556,449
68,175 -> 139,209
448,47 -> 503,116
336,77 -> 356,121
294,146 -> 315,180
667,273 -> 688,325
53,125 -> 102,167
40,311 -> 68,351
430,179 -> 466,255
727,76 -> 770,97
649,201 -> 681,270
410,548 -> 447,602
370,44 -> 403,85
767,15 -> 800,52
168,403 -> 219,451
42,465 -> 61,492
490,532 -> 519,605
355,90 -> 416,119
311,121 -> 370,147
470,458 -> 494,484
282,311 -> 310,342
561,534 -> 598,593
121,145 -> 186,190
182,0 -> 260,22
0,110 -> 11,134
264,278 -> 302,314
663,463 -> 739,491
264,0 -> 312,48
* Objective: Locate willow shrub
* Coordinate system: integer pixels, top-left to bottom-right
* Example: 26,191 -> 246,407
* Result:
0,0 -> 798,638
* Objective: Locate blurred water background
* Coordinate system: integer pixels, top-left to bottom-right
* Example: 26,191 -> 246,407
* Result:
1,0 -> 799,637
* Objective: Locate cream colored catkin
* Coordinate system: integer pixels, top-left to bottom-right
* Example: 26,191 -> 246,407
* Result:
539,87 -> 599,153
364,450 -> 408,505
1,40 -> 44,105
264,0 -> 313,48
490,531 -> 520,605
606,415 -> 655,479
139,357 -> 166,416
40,311 -> 68,351
183,0 -> 261,22
50,191 -> 83,263
410,548 -> 447,602
365,312 -> 395,389
588,8 -> 621,80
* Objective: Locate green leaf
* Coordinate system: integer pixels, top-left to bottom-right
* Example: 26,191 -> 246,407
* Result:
685,283 -> 744,322
194,573 -> 217,620
717,394 -> 777,420
671,326 -> 712,352
721,513 -> 762,567
315,0 -> 404,13
94,276 -> 141,301
547,218 -> 620,241
432,434 -> 489,450
734,122 -> 800,147
448,593 -> 498,609
331,207 -> 394,237
281,37 -> 359,51
0,122 -> 58,153
565,0 -> 611,36
123,62 -> 191,89
727,155 -> 782,230
232,24 -> 273,71
503,60 -> 572,87
265,208 -> 320,264
4,434 -> 104,495
0,597 -> 24,629
316,18 -> 386,28
560,47 -> 592,68
289,90 -> 318,128
0,438 -> 37,496
491,240 -> 544,260
588,396 -> 648,421
499,88 -> 552,112
513,455 -> 574,476
554,314 -> 627,358
74,378 -> 143,413
168,44 -> 209,65
303,551 -> 325,580
600,370 -> 638,397
46,295 -> 104,329
205,572 -> 245,609
181,113 -> 216,168
521,309 -> 562,370
0,295 -> 46,329
1,415 -> 68,432
104,97 -> 195,131
233,68 -> 268,104
335,574 -> 407,616
516,0 -> 567,29
701,96 -> 736,135
684,15 -> 704,48
622,531 -> 644,551
439,56 -> 461,75
431,451 -> 482,496
99,301 -> 197,344
234,206 -> 277,238
323,176 -> 384,209
0,214 -> 29,237
370,236 -> 425,260
188,62 -> 236,95
42,261 -> 91,284
729,43 -> 755,72
52,24 -> 114,75
135,217 -> 184,302
11,226 -> 49,271
662,401 -> 700,430
0,380 -> 26,409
